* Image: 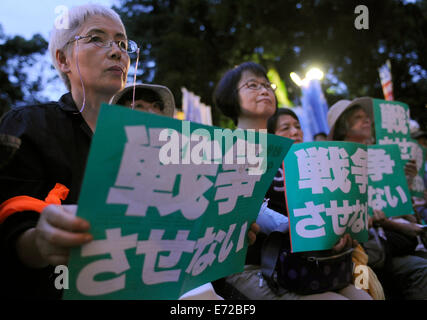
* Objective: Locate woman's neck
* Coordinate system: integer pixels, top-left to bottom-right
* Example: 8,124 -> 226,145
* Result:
71,89 -> 113,133
237,117 -> 268,130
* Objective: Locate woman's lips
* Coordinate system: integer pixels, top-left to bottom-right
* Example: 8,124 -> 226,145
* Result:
107,66 -> 124,75
257,98 -> 271,104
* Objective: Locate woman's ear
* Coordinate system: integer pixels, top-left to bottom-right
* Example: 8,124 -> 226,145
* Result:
56,49 -> 71,74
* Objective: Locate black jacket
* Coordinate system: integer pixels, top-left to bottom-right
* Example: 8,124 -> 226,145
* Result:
0,93 -> 92,299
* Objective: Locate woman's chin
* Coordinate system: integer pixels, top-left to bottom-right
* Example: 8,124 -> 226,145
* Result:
101,83 -> 125,96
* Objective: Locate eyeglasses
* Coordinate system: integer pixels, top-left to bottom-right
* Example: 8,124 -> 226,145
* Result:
238,80 -> 277,92
67,35 -> 139,54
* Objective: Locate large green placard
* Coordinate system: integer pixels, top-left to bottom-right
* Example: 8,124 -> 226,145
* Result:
64,104 -> 293,299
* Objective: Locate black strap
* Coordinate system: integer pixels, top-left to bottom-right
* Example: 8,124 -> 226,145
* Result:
211,278 -> 249,300
260,231 -> 287,295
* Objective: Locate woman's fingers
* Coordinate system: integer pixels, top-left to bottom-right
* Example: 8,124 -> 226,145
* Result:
46,254 -> 70,266
247,222 -> 260,245
34,205 -> 93,266
332,236 -> 346,253
43,205 -> 90,233
332,234 -> 354,253
37,219 -> 92,247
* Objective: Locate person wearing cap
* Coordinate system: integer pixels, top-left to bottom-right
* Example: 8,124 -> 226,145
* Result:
328,98 -> 427,300
328,98 -> 418,182
110,83 -> 176,117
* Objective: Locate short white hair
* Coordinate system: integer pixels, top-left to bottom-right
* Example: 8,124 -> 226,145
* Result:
48,4 -> 126,91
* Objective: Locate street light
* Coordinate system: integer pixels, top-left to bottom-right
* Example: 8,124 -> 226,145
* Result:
290,67 -> 324,87
290,72 -> 303,86
306,67 -> 324,81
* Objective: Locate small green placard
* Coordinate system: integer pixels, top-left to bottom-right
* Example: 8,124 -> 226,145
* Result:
284,141 -> 369,253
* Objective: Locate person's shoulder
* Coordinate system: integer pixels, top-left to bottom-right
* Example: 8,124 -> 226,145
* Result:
2,94 -> 72,123
0,94 -> 74,135
8,100 -> 63,116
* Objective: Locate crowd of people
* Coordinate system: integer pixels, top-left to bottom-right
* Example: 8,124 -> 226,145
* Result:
0,4 -> 426,300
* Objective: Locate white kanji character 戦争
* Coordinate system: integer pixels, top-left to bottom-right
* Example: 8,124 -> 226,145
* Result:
379,103 -> 408,134
367,148 -> 395,182
107,126 -> 219,220
351,148 -> 368,193
214,162 -> 261,215
296,147 -> 351,194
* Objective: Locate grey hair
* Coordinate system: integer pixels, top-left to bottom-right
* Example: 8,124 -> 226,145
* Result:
48,4 -> 126,91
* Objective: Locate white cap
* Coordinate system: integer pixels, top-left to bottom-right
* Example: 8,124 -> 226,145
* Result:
327,97 -> 373,136
109,83 -> 175,117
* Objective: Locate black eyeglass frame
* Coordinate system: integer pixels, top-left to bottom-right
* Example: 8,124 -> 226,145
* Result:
237,80 -> 277,92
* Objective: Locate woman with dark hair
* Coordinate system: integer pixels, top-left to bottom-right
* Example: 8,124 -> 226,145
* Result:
214,61 -> 277,130
265,108 -> 303,214
267,108 -> 303,140
213,63 -> 372,300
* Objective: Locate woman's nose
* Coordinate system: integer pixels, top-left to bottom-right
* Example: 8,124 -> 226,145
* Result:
109,42 -> 122,60
290,126 -> 298,135
259,84 -> 270,95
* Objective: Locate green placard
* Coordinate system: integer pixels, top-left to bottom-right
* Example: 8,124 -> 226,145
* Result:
372,98 -> 423,197
367,144 -> 413,216
373,99 -> 411,148
284,141 -> 369,253
63,104 -> 293,300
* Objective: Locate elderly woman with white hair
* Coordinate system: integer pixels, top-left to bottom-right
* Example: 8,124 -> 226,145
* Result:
0,4 -> 258,299
0,4 -> 135,299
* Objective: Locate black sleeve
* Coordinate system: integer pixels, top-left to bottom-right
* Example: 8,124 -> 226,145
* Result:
0,108 -> 52,203
0,109 -> 60,299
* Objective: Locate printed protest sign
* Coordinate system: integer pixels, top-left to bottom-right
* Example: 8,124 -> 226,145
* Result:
284,141 -> 369,253
367,144 -> 413,216
64,104 -> 293,300
371,98 -> 424,197
373,99 -> 411,154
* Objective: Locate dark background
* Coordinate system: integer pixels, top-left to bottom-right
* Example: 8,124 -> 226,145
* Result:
1,0 -> 426,129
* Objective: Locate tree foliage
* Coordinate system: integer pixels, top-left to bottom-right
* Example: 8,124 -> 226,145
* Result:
0,25 -> 48,116
114,0 -> 427,128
